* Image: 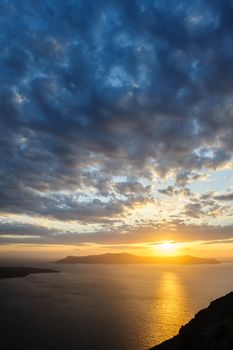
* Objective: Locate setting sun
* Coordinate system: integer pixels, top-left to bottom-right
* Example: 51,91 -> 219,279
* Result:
154,241 -> 178,256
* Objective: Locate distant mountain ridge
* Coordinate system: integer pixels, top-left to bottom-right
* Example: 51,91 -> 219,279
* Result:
56,252 -> 219,265
150,291 -> 233,349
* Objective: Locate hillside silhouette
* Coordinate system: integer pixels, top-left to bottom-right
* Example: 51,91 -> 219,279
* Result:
151,291 -> 233,350
56,252 -> 219,265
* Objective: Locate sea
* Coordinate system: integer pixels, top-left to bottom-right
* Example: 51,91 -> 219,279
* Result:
1,262 -> 233,350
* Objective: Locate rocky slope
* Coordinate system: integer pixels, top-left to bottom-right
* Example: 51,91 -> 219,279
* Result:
151,291 -> 233,350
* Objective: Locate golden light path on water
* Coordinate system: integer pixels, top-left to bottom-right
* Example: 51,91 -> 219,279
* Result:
145,270 -> 189,347
156,272 -> 187,339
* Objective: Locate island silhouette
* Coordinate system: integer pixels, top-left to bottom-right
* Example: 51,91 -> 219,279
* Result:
56,252 -> 219,265
0,266 -> 59,280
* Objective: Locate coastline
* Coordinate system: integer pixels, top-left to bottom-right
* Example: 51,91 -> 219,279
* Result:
0,266 -> 59,280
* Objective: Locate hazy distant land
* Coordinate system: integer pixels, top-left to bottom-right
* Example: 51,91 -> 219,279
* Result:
0,267 -> 59,280
151,291 -> 233,349
56,252 -> 219,265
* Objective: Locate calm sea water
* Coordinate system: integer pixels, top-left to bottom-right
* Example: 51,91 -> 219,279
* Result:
1,263 -> 233,350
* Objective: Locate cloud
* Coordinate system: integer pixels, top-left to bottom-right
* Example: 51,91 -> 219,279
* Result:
183,203 -> 204,218
214,193 -> 233,201
159,186 -> 192,197
1,220 -> 233,245
0,1 -> 233,242
182,191 -> 231,219
175,171 -> 209,186
202,239 -> 233,245
0,222 -> 58,244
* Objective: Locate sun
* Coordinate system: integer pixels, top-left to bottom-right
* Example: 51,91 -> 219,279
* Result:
155,241 -> 177,256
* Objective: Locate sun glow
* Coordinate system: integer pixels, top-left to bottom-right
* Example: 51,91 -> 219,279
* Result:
155,241 -> 178,256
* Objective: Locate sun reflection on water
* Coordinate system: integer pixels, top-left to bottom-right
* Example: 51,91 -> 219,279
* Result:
152,271 -> 189,345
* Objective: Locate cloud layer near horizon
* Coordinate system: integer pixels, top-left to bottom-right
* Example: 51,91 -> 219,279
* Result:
1,0 -> 233,245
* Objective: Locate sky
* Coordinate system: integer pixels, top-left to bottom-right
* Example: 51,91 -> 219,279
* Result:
1,0 -> 233,260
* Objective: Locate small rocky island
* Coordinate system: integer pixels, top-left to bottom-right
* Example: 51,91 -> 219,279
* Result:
151,291 -> 233,350
0,266 -> 59,280
56,252 -> 219,265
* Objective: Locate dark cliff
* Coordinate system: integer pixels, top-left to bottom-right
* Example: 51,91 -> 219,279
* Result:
151,291 -> 233,350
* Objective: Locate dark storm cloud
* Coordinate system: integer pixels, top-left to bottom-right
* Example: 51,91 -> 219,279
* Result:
0,0 -> 233,225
